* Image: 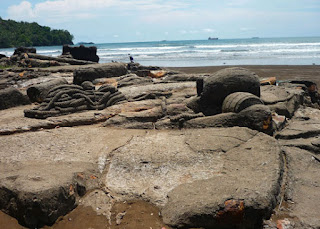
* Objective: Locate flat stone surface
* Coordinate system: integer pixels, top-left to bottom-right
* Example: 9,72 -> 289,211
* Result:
283,147 -> 320,228
103,127 -> 283,228
162,132 -> 282,229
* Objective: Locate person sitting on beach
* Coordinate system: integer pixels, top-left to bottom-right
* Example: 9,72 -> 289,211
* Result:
128,54 -> 134,63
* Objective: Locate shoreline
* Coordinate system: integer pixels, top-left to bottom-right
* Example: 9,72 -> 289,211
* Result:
167,64 -> 320,86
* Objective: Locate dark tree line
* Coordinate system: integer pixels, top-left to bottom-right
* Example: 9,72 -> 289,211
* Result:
0,17 -> 74,48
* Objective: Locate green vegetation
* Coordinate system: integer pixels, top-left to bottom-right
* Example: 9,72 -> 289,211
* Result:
0,17 -> 74,48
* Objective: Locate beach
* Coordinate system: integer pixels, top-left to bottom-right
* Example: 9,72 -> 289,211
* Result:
1,61 -> 320,228
169,64 -> 320,86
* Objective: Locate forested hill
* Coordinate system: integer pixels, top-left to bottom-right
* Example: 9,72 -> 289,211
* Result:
0,18 -> 74,48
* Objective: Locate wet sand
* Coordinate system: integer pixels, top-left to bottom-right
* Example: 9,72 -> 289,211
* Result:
1,64 -> 320,229
168,65 -> 320,86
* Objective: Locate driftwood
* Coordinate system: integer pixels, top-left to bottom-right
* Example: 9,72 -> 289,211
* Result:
24,82 -> 126,119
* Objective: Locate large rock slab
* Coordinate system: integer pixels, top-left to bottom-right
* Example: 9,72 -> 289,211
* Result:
103,127 -> 283,228
282,147 -> 320,228
0,125 -> 141,227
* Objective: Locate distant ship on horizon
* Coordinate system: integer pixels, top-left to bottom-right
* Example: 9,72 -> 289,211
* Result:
208,37 -> 218,40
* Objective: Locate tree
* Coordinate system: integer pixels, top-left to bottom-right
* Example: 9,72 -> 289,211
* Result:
0,19 -> 74,48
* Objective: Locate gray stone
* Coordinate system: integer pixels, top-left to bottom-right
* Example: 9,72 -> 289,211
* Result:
161,132 -> 282,228
73,63 -> 128,85
0,87 -> 31,110
199,67 -> 261,115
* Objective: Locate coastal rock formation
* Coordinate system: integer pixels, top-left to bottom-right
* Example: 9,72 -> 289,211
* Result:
198,67 -> 261,115
24,82 -> 126,119
73,63 -> 128,85
13,47 -> 36,55
0,87 -> 30,110
62,45 -> 99,63
1,62 -> 320,229
27,78 -> 68,103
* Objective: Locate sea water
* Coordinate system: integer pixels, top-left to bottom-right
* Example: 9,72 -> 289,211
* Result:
1,37 -> 320,67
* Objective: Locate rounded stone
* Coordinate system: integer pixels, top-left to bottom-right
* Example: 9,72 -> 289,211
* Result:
200,67 -> 261,115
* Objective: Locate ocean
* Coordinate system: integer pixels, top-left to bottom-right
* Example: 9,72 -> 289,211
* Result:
1,37 -> 320,67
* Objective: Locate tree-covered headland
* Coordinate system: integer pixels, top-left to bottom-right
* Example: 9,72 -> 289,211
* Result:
0,17 -> 74,48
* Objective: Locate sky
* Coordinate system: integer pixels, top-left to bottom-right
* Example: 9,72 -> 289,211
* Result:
0,0 -> 320,43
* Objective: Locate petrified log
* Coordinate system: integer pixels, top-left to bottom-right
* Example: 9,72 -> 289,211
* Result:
73,63 -> 128,85
27,53 -> 96,65
24,82 -> 126,119
199,67 -> 260,115
27,78 -> 68,103
0,87 -> 31,110
222,92 -> 264,113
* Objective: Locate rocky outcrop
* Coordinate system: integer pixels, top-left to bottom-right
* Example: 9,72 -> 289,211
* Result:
24,82 -> 126,119
0,87 -> 30,110
13,47 -> 36,55
198,67 -> 261,115
62,45 -> 99,63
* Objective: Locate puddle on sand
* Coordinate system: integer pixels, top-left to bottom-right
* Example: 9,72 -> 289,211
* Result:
1,200 -> 171,229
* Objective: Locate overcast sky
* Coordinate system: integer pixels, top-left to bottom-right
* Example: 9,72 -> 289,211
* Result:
1,0 -> 320,43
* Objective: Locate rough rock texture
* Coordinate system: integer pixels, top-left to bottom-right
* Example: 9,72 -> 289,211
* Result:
62,45 -> 99,63
199,67 -> 261,115
26,78 -> 68,102
101,128 -> 282,229
73,63 -> 127,85
0,125 -> 140,228
24,83 -> 126,119
13,47 -> 36,55
261,85 -> 305,118
0,87 -> 31,110
185,104 -> 273,134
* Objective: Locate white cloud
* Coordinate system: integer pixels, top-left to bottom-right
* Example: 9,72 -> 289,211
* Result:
203,28 -> 215,33
7,1 -> 36,20
6,0 -> 189,23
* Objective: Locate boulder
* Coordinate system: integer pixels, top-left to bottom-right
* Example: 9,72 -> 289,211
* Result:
199,67 -> 261,115
13,47 -> 36,55
62,45 -> 99,63
0,88 -> 31,110
73,63 -> 128,85
0,54 -> 6,59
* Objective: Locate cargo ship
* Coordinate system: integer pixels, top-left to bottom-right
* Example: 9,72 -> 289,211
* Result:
208,37 -> 218,40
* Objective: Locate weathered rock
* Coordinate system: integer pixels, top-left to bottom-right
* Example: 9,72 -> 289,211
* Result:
27,78 -> 68,103
261,85 -> 305,118
0,54 -> 6,59
0,125 -> 136,228
24,83 -> 126,119
100,127 -> 282,229
222,92 -> 264,113
0,88 -> 31,110
185,104 -> 273,134
73,63 -> 127,85
13,47 -> 36,55
62,45 -> 99,63
27,53 -> 96,65
161,132 -> 282,229
199,67 -> 261,115
117,74 -> 153,88
282,147 -> 320,228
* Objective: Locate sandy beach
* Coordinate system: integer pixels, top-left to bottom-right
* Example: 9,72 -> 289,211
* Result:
168,65 -> 320,86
